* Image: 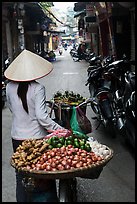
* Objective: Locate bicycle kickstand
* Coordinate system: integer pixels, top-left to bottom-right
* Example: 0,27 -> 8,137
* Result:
95,120 -> 103,130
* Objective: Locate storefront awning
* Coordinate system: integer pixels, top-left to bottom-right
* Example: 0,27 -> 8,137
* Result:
61,36 -> 75,40
47,30 -> 65,34
74,10 -> 86,18
74,2 -> 88,12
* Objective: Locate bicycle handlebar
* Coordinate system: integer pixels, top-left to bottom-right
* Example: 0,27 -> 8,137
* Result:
46,99 -> 94,109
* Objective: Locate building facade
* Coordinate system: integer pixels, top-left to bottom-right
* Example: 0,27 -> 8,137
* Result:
74,2 -> 135,61
2,2 -> 64,76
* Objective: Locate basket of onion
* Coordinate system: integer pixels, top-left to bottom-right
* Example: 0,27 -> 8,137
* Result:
10,132 -> 113,179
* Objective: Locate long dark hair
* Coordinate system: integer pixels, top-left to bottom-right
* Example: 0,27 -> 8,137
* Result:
17,81 -> 31,114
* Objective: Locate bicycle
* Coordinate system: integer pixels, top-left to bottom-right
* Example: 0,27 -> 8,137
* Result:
10,99 -> 113,202
45,99 -> 100,202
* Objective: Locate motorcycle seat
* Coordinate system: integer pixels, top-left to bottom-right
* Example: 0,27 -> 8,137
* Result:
125,71 -> 135,90
95,88 -> 110,96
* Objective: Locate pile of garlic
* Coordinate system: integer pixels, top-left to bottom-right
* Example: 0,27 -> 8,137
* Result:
87,137 -> 110,159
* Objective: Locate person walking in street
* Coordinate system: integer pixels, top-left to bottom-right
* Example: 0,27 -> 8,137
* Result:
4,49 -> 70,202
77,43 -> 86,61
64,42 -> 68,51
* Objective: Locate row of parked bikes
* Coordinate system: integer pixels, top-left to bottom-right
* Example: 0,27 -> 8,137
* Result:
70,48 -> 135,150
2,56 -> 10,109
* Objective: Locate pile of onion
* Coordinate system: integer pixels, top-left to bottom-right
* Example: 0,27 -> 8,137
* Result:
24,145 -> 103,172
87,140 -> 111,159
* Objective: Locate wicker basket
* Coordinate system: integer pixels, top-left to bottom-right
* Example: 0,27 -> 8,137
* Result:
10,147 -> 113,180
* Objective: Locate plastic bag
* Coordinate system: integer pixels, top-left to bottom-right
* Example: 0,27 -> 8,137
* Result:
76,106 -> 92,134
45,129 -> 72,139
70,106 -> 92,135
70,106 -> 83,134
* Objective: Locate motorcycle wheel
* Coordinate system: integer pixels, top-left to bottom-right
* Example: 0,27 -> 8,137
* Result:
2,100 -> 5,109
73,54 -> 79,61
125,120 -> 135,150
105,119 -> 116,138
91,102 -> 99,115
59,178 -> 77,202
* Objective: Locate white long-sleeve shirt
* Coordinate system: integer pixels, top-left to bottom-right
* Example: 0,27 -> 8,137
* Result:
6,81 -> 63,140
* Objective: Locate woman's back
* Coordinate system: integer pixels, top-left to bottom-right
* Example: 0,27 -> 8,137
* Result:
6,81 -> 60,140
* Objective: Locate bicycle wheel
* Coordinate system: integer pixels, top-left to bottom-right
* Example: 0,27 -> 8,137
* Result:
59,178 -> 77,202
70,178 -> 77,202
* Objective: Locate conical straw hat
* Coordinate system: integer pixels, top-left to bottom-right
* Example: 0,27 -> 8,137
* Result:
4,49 -> 53,81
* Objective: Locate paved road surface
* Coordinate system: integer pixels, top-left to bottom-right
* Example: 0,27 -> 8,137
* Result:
2,48 -> 135,202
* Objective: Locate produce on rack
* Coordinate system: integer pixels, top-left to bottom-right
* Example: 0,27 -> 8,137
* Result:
52,91 -> 86,106
47,91 -> 87,127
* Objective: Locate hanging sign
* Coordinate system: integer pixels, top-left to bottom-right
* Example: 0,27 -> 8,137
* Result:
86,4 -> 96,16
95,2 -> 107,15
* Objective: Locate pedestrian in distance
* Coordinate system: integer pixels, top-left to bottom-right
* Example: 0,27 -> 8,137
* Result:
64,42 -> 68,51
4,49 -> 70,202
76,43 -> 87,62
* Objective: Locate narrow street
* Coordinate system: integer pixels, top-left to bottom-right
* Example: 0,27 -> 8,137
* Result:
2,48 -> 135,202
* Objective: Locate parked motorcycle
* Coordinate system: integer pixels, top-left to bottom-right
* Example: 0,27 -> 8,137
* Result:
4,57 -> 10,70
70,48 -> 76,57
115,61 -> 135,148
2,81 -> 6,108
104,57 -> 135,148
38,50 -> 56,62
2,56 -> 10,108
87,55 -> 114,76
72,50 -> 95,62
124,91 -> 135,149
85,54 -> 133,137
85,65 -> 117,137
88,55 -> 102,66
